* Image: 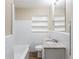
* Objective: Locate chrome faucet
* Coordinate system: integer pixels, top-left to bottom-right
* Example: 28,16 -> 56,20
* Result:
51,39 -> 58,43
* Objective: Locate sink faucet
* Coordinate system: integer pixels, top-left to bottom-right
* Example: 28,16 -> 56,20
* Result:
46,38 -> 58,43
51,39 -> 58,43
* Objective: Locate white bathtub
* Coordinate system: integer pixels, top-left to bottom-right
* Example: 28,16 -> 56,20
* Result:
14,45 -> 29,59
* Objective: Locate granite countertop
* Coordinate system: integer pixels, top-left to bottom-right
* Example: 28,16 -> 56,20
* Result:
43,42 -> 66,48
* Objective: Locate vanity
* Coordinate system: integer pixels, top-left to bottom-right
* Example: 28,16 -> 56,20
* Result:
42,41 -> 66,59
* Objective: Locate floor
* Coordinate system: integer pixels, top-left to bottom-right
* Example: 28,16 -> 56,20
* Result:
29,57 -> 37,59
29,52 -> 42,59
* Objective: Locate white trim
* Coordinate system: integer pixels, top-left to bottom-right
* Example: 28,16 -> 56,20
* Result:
12,3 -> 15,35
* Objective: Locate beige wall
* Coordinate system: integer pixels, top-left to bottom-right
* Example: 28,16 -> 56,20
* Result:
15,7 -> 49,20
5,0 -> 13,35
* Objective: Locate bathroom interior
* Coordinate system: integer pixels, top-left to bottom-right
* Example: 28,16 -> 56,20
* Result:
5,0 -> 73,59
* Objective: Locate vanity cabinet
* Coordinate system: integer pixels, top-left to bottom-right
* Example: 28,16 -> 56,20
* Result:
44,48 -> 65,59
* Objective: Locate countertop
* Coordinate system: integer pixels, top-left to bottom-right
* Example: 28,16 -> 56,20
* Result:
43,42 -> 66,49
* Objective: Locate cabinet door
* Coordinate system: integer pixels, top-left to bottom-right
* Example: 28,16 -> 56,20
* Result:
45,48 -> 65,59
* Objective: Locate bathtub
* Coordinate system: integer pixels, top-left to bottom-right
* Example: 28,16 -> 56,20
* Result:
14,45 -> 29,59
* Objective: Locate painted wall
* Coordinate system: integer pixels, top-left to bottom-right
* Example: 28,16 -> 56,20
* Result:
14,20 -> 32,45
15,7 -> 49,20
5,0 -> 13,35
